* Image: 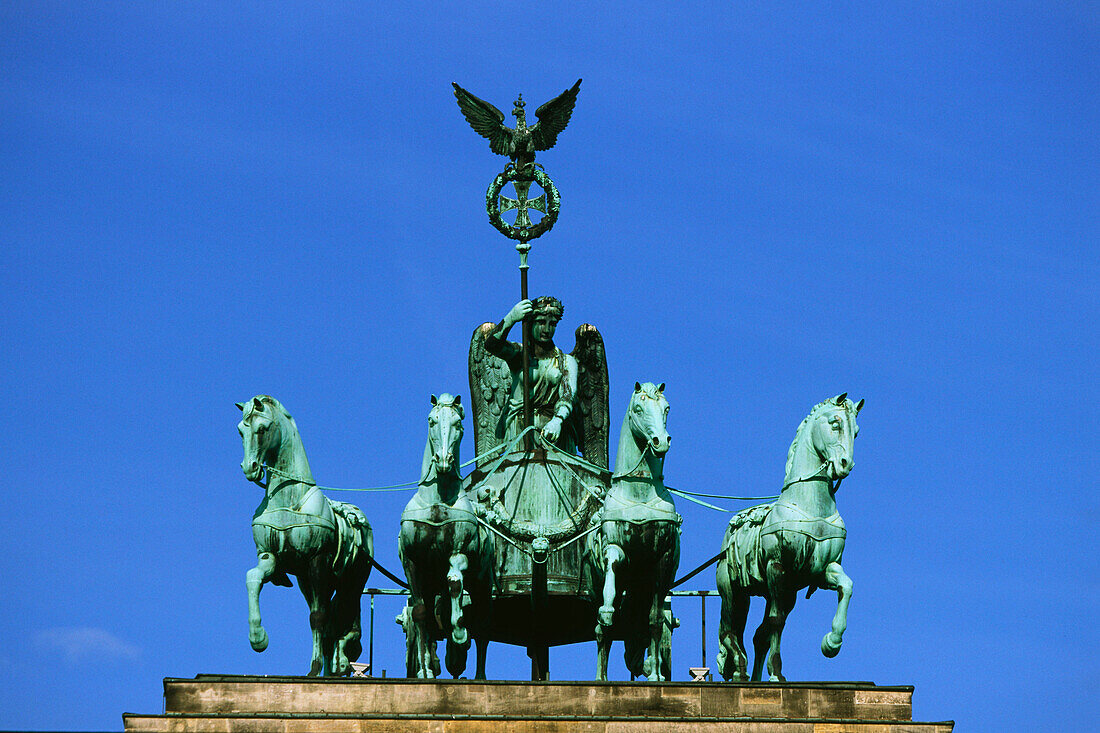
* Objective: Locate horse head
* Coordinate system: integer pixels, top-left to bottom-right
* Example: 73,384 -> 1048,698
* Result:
236,395 -> 285,484
427,394 -> 464,476
806,393 -> 863,482
627,382 -> 671,455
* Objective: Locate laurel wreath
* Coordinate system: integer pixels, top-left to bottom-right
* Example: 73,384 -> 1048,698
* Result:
485,166 -> 561,242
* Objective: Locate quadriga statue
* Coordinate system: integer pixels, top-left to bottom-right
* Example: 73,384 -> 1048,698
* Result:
236,395 -> 374,677
398,394 -> 494,679
585,382 -> 681,681
716,394 -> 863,682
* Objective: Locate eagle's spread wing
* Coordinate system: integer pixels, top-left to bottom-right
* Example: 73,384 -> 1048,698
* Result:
452,83 -> 512,156
531,78 -> 582,152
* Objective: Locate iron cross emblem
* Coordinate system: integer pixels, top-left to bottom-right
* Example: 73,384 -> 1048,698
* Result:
499,178 -> 547,230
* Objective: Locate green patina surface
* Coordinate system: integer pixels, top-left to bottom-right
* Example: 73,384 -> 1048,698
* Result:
229,84 -> 868,685
716,394 -> 864,683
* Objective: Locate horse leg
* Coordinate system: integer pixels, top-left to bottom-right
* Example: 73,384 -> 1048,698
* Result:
445,552 -> 470,678
399,552 -> 436,680
246,552 -> 276,652
299,555 -> 333,676
447,552 -> 470,646
717,563 -> 750,681
396,605 -> 418,678
445,637 -> 469,678
751,558 -> 787,681
472,635 -> 489,681
820,561 -> 854,658
624,633 -> 646,680
599,544 -> 625,627
646,588 -> 666,681
595,543 -> 624,682
331,533 -> 370,677
659,596 -> 675,682
750,598 -> 772,682
762,559 -> 796,682
595,618 -> 612,682
471,577 -> 491,681
330,573 -> 365,677
413,610 -> 436,680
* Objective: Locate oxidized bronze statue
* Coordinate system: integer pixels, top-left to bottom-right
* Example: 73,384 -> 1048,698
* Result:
586,382 -> 681,681
453,80 -> 581,175
237,395 -> 374,677
454,80 -> 580,243
466,296 -> 610,679
227,83 -> 875,686
469,296 -> 609,465
716,395 -> 863,682
398,394 -> 494,680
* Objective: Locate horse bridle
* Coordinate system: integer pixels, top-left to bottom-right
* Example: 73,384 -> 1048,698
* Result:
781,461 -> 843,494
426,405 -> 463,469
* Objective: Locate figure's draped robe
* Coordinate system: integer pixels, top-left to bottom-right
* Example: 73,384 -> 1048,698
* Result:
477,330 -> 599,644
485,335 -> 577,453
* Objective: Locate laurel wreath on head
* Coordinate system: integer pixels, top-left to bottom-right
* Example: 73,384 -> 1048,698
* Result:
486,166 -> 561,242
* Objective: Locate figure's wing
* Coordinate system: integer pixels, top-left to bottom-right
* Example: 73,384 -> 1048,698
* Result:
530,78 -> 582,152
570,322 -> 609,469
468,323 -> 512,465
452,83 -> 513,156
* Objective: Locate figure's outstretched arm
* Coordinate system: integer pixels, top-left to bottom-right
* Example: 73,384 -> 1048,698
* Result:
485,300 -> 531,360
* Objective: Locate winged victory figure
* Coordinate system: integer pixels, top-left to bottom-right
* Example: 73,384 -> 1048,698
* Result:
468,295 -> 609,469
453,79 -> 582,174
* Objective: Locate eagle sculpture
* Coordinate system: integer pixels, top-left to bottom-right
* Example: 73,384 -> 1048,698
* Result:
453,79 -> 582,173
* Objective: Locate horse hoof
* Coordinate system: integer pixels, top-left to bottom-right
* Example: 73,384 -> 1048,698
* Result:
821,632 -> 842,658
769,673 -> 785,682
308,660 -> 323,677
249,629 -> 269,652
452,627 -> 468,646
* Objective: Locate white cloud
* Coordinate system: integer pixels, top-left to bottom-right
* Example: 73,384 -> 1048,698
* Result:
36,627 -> 141,665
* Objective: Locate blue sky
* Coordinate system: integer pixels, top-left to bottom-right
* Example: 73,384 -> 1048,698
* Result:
1,2 -> 1096,730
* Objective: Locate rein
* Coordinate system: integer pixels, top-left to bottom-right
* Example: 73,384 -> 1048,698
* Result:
780,461 -> 833,492
256,427 -> 527,495
611,441 -> 661,481
668,461 -> 845,587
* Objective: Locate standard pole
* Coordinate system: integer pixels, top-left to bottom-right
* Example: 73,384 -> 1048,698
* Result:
519,243 -> 533,451
369,593 -> 375,676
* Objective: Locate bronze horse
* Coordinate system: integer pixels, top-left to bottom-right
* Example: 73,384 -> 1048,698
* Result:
716,394 -> 862,681
398,394 -> 494,679
237,395 -> 373,676
587,382 -> 680,681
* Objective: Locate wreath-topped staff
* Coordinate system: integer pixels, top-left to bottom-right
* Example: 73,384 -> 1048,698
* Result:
454,79 -> 582,444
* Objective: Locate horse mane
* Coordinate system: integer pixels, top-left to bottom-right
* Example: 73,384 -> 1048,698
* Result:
249,394 -> 299,433
784,398 -> 856,478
